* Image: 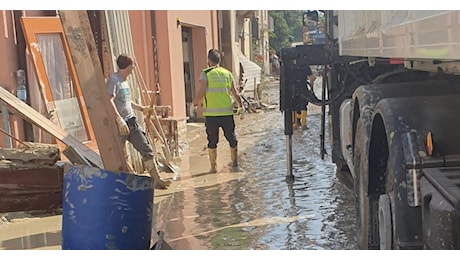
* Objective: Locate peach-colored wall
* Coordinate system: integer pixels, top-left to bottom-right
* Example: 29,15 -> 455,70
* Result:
0,10 -> 55,147
153,10 -> 218,119
129,10 -> 156,104
0,11 -> 21,147
0,11 -> 19,92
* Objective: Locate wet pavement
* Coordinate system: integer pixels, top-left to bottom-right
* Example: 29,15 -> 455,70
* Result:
153,78 -> 358,249
0,78 -> 358,250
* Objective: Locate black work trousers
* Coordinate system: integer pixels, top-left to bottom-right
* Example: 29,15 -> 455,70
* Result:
123,116 -> 154,161
205,115 -> 237,149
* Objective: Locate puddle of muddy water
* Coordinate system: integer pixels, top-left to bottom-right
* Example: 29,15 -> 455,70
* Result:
154,80 -> 358,250
0,79 -> 357,250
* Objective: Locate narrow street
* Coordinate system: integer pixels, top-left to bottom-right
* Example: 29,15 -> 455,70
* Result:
154,77 -> 358,249
0,78 -> 357,250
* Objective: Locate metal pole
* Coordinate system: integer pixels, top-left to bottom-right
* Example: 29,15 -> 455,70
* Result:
1,103 -> 12,148
284,110 -> 293,177
286,135 -> 293,177
320,66 -> 327,160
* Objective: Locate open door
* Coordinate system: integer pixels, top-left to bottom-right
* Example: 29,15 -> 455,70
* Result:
20,16 -> 97,151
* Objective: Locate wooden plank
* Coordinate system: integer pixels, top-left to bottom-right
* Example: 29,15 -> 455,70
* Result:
0,192 -> 63,213
104,10 -> 144,173
0,87 -> 103,168
62,145 -> 91,166
59,10 -> 129,173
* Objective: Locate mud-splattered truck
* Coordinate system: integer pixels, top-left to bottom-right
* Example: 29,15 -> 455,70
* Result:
280,10 -> 460,249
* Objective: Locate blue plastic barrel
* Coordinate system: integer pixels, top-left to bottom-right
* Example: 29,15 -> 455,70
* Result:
61,165 -> 155,250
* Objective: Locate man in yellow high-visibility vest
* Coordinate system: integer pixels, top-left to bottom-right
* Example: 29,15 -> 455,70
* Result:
193,49 -> 244,173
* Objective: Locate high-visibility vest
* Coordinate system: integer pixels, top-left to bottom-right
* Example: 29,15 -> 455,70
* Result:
203,66 -> 234,116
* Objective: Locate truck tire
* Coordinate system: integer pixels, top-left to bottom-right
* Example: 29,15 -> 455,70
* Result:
378,194 -> 393,249
354,113 -> 392,250
353,117 -> 378,249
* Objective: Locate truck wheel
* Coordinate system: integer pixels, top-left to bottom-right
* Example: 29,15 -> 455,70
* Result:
354,116 -> 383,249
378,194 -> 393,249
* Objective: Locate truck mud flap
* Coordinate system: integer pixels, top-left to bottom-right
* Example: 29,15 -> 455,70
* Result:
421,167 -> 460,249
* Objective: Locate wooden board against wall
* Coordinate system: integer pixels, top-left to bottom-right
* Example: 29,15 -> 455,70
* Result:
59,11 -> 129,173
103,10 -> 144,173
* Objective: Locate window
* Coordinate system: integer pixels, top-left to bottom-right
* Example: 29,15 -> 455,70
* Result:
21,17 -> 96,148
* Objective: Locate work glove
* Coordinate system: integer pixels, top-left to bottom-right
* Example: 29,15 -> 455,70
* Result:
236,106 -> 245,120
141,105 -> 154,115
115,116 -> 130,137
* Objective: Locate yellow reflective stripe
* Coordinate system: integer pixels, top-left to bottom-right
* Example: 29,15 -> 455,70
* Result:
204,107 -> 233,113
207,87 -> 229,93
207,76 -> 229,84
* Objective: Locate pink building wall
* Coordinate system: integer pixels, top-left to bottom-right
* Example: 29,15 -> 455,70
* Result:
146,10 -> 218,121
0,10 -> 50,147
128,10 -> 156,103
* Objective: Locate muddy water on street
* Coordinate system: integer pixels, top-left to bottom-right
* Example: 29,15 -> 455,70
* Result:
154,80 -> 358,250
0,79 -> 357,250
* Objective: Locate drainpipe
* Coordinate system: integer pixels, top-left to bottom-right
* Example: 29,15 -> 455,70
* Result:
14,10 -> 33,142
1,103 -> 11,148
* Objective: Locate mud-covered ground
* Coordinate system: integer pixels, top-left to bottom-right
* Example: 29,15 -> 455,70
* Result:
0,77 -> 357,250
153,77 -> 358,249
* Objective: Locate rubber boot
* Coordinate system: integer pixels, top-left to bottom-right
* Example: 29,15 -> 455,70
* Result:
292,111 -> 298,128
230,146 -> 238,167
301,110 -> 308,130
208,148 -> 217,173
144,159 -> 172,189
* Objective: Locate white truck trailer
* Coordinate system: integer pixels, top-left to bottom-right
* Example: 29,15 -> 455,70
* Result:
280,10 -> 460,249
